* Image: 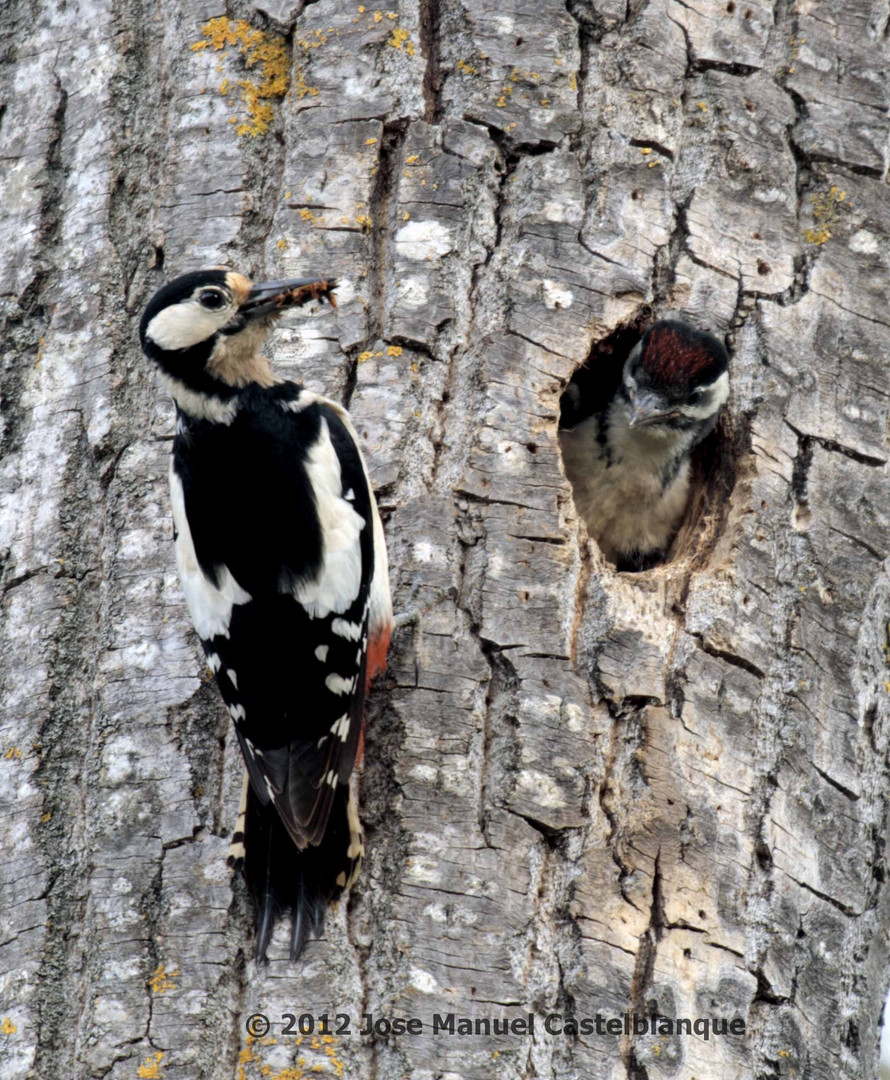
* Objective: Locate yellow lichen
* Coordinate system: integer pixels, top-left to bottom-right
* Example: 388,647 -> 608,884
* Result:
403,211 -> 410,220
387,27 -> 414,55
294,66 -> 319,99
696,101 -> 708,112
640,147 -> 652,155
357,351 -> 374,363
192,17 -> 288,137
355,214 -> 372,229
277,238 -> 288,250
148,964 -> 179,994
40,811 -> 52,823
137,1052 -> 165,1080
387,345 -> 403,356
365,137 -> 378,145
406,154 -> 420,164
1,1017 -> 17,1035
457,58 -> 477,75
569,71 -> 577,91
5,747 -> 21,760
803,185 -> 849,245
299,208 -> 317,222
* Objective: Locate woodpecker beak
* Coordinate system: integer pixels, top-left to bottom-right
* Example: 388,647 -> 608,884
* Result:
240,277 -> 338,321
627,391 -> 678,428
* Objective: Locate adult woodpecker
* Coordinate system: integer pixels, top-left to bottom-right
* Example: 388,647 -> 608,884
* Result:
140,269 -> 392,960
559,320 -> 729,570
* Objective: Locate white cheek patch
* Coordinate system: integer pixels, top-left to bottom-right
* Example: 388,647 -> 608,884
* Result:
682,370 -> 730,420
146,302 -> 228,351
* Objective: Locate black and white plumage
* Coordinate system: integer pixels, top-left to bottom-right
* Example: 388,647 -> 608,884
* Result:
140,269 -> 392,960
559,320 -> 730,570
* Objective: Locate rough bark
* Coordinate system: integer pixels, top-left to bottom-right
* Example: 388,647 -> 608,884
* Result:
1,1 -> 889,1079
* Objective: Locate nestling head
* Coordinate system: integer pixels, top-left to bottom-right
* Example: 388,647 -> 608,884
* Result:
619,320 -> 730,439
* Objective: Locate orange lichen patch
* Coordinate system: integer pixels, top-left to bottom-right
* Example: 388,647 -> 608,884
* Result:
293,65 -> 317,98
803,185 -> 848,245
387,27 -> 415,55
193,17 -> 288,137
148,964 -> 179,994
225,271 -> 254,306
137,1052 -> 165,1079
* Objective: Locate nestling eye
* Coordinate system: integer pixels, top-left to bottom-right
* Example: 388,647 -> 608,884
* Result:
199,290 -> 226,310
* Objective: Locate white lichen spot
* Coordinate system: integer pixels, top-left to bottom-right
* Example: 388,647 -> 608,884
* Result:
492,15 -> 515,34
849,229 -> 878,254
542,280 -> 574,310
395,276 -> 430,309
516,768 -> 566,809
411,540 -> 444,564
394,220 -> 453,260
408,968 -> 439,994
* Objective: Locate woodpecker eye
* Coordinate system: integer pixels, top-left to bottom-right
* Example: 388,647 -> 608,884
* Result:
688,389 -> 703,405
199,289 -> 226,310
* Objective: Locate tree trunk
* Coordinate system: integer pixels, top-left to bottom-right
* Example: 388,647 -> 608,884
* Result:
2,0 -> 889,1078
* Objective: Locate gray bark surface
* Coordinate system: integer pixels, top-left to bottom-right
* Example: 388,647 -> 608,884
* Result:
1,0 -> 889,1078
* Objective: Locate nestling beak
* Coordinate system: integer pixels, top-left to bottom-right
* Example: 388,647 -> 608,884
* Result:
240,277 -> 338,321
627,390 -> 678,428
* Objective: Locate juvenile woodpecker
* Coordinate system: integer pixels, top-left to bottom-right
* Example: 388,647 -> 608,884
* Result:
140,269 -> 392,960
559,320 -> 729,570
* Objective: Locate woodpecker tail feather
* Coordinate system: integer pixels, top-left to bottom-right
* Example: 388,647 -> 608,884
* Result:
233,776 -> 364,961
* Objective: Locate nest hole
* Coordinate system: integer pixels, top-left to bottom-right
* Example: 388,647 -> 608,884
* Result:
558,314 -> 739,574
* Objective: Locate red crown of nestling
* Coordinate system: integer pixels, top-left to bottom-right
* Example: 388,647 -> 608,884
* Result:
639,322 -> 726,387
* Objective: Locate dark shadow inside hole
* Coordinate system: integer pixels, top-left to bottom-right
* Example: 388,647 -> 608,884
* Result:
558,313 -> 739,574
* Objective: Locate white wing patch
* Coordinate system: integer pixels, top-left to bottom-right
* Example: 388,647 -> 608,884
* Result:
289,417 -> 366,619
331,617 -> 362,641
170,464 -> 252,640
315,644 -> 329,662
312,397 -> 393,639
325,673 -> 355,696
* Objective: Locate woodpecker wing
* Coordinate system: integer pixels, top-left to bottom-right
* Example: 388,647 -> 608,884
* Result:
171,383 -> 385,850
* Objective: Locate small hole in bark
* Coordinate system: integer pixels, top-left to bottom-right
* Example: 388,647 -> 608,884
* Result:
631,190 -> 641,200
558,313 -> 740,575
726,1 -> 736,10
757,259 -> 771,275
698,910 -> 707,920
442,389 -> 450,403
744,8 -> 752,17
526,442 -> 538,454
515,36 -> 524,45
683,948 -> 692,958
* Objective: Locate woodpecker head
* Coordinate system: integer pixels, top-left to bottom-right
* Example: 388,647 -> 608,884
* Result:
619,320 -> 729,439
140,269 -> 336,394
